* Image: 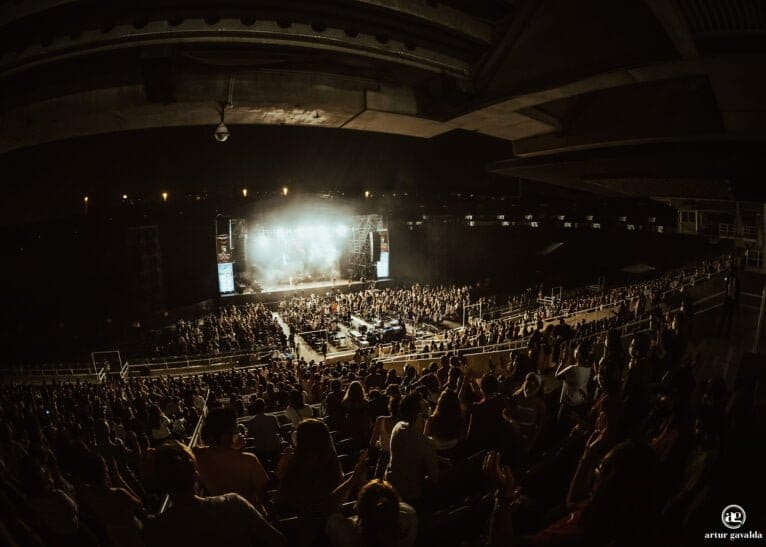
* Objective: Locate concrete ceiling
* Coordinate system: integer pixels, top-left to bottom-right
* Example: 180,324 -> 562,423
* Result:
1,0 -> 766,197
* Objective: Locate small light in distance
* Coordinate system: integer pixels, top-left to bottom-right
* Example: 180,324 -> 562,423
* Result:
161,192 -> 168,202
282,186 -> 289,197
242,188 -> 248,198
122,194 -> 128,200
83,195 -> 89,204
364,190 -> 371,198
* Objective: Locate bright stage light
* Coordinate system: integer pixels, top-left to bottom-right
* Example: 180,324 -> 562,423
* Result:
276,227 -> 287,238
335,224 -> 348,236
257,234 -> 269,247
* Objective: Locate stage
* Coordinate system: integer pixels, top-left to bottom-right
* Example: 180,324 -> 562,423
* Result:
221,278 -> 393,303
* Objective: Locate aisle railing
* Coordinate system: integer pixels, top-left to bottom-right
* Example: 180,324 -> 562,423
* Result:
159,388 -> 209,514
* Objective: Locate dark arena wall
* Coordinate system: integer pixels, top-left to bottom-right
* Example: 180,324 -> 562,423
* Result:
390,222 -> 722,289
1,212 -> 725,365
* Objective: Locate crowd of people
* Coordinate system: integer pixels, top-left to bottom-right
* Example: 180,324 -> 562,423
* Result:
158,303 -> 286,356
338,284 -> 470,326
273,284 -> 471,355
132,254 -> 730,367
2,255 -> 761,546
531,253 -> 731,321
2,251 -> 758,546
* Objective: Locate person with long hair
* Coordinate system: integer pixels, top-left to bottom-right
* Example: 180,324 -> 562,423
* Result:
285,389 -> 313,428
385,393 -> 440,506
277,419 -> 344,513
325,480 -> 418,547
369,392 -> 401,478
425,389 -> 464,452
148,404 -> 172,443
342,381 -> 371,447
505,372 -> 547,452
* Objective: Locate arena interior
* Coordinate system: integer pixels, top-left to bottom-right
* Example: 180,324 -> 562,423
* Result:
2,1 -> 766,545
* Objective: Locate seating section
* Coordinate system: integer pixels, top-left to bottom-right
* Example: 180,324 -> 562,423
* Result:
0,252 -> 761,546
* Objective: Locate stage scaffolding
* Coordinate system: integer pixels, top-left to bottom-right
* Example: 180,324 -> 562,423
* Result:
346,214 -> 385,281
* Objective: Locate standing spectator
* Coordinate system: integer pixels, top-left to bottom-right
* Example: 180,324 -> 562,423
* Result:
424,389 -> 464,452
369,393 -> 401,478
385,394 -> 440,507
342,381 -> 371,447
276,420 -> 344,544
323,379 -> 344,431
244,399 -> 283,462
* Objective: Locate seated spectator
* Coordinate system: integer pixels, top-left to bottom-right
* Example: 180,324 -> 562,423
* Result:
385,393 -> 440,507
244,398 -> 282,459
73,451 -> 144,547
485,439 -> 654,546
285,390 -> 313,428
193,407 -> 269,508
149,405 -> 172,444
144,441 -> 286,547
325,480 -> 418,547
19,455 -> 94,546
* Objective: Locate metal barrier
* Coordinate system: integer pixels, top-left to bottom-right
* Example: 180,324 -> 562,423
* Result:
127,348 -> 273,376
719,223 -> 757,239
159,389 -> 210,514
0,364 -> 103,383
